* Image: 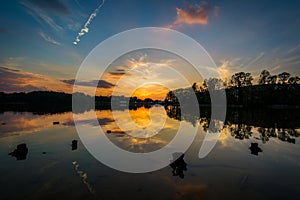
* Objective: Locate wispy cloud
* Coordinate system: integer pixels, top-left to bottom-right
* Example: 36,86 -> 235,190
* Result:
218,58 -> 243,79
21,1 -> 63,31
39,31 -> 61,45
28,0 -> 70,15
0,56 -> 73,78
287,43 -> 300,54
73,0 -> 106,45
279,55 -> 300,64
272,55 -> 300,71
217,54 -> 271,80
166,1 -> 219,28
244,52 -> 265,68
21,0 -> 86,41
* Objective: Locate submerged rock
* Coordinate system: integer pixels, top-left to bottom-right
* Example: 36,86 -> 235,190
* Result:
72,140 -> 78,151
249,143 -> 262,156
8,143 -> 28,160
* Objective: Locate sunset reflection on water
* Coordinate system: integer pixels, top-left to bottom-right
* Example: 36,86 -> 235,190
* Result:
1,106 -> 300,200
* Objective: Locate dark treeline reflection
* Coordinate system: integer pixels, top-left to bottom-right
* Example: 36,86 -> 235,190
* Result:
165,105 -> 300,144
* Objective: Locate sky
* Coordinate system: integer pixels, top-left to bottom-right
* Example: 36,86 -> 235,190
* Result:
1,0 -> 300,99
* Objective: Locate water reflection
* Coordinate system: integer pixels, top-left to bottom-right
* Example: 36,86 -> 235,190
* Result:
227,123 -> 252,140
0,112 -> 74,137
72,161 -> 95,195
165,106 -> 300,145
1,106 -> 300,155
1,106 -> 300,199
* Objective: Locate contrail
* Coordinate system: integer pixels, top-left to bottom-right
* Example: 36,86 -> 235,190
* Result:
73,0 -> 106,45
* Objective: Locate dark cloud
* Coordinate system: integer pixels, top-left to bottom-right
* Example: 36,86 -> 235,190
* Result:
0,84 -> 45,92
61,79 -> 115,89
0,66 -> 20,72
61,79 -> 75,85
97,80 -> 115,88
108,72 -> 126,76
0,66 -> 46,92
0,84 -> 43,92
107,69 -> 131,77
28,0 -> 70,15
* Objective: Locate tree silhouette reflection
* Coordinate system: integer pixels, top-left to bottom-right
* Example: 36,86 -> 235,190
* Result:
170,153 -> 187,179
165,106 -> 300,146
228,123 -> 252,140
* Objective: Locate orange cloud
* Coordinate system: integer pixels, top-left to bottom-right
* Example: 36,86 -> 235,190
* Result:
0,66 -> 72,93
176,6 -> 208,25
167,1 -> 219,28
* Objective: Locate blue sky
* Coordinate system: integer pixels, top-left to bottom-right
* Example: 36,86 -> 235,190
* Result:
0,0 -> 300,94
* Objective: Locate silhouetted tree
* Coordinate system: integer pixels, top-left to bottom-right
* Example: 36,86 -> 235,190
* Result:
230,73 -> 242,87
258,70 -> 271,84
165,91 -> 178,104
278,72 -> 291,84
204,78 -> 225,91
201,80 -> 208,91
245,73 -> 253,86
192,82 -> 198,92
266,75 -> 277,84
230,72 -> 253,87
164,69 -> 300,107
288,76 -> 300,84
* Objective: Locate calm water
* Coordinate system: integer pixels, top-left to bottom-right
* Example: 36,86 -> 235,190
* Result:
0,106 -> 300,200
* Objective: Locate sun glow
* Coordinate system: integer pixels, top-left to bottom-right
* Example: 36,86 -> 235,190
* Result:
131,84 -> 169,100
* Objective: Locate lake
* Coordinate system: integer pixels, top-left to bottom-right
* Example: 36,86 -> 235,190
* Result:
0,106 -> 299,200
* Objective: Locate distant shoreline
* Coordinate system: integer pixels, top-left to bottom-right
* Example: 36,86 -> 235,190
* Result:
1,83 -> 300,113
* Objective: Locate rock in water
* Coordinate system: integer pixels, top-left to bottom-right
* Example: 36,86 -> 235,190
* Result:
8,143 -> 28,160
249,143 -> 262,156
72,140 -> 78,151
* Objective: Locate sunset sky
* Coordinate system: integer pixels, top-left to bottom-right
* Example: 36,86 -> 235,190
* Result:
1,0 -> 300,99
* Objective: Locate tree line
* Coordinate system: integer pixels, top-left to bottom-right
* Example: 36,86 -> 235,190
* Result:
192,70 -> 300,92
165,70 -> 300,107
0,91 -> 158,114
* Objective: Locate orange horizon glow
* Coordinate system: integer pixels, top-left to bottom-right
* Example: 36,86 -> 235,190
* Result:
131,84 -> 169,100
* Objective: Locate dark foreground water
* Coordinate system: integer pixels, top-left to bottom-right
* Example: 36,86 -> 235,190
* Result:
0,106 -> 299,200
